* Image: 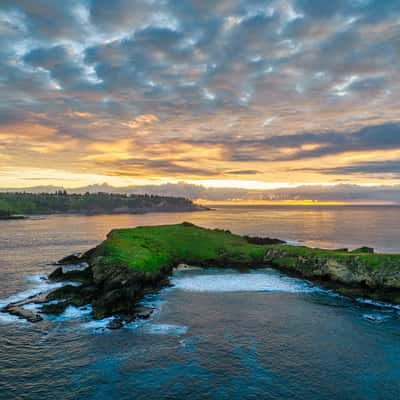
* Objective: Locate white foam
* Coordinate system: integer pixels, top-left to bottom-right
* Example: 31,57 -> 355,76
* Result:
0,312 -> 27,325
44,305 -> 93,322
171,269 -> 315,293
61,262 -> 88,272
0,276 -> 67,309
285,239 -> 302,245
80,316 -> 114,331
362,313 -> 390,323
356,297 -> 400,311
143,323 -> 188,336
0,273 -> 82,324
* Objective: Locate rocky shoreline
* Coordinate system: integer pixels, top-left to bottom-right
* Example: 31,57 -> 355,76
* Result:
2,223 -> 399,327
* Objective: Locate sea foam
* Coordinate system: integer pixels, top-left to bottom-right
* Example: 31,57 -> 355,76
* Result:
143,323 -> 188,336
0,273 -> 80,324
171,269 -> 316,293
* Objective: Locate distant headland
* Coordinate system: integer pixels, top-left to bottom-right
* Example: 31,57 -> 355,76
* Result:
0,192 -> 208,219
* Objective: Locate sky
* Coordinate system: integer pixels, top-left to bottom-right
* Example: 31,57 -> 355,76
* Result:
1,0 -> 400,190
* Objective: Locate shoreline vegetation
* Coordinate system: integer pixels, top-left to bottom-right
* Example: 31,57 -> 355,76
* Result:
0,192 -> 208,219
2,223 -> 400,327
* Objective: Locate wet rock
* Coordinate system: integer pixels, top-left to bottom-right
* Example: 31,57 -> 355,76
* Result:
3,304 -> 43,323
135,306 -> 153,319
106,318 -> 123,330
41,301 -> 70,315
92,287 -> 139,320
48,267 -> 64,280
46,284 -> 81,301
57,253 -> 83,265
48,266 -> 93,283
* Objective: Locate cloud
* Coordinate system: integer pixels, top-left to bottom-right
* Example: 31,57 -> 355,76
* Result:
0,0 -> 88,40
226,170 -> 260,175
1,0 -> 400,187
311,160 -> 400,176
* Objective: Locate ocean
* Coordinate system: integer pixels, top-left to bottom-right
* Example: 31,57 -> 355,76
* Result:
0,206 -> 399,399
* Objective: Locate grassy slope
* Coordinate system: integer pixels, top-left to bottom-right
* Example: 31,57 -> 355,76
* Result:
267,244 -> 400,273
94,223 -> 266,273
92,223 -> 400,277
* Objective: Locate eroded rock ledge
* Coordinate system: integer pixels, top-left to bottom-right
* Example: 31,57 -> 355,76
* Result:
3,223 -> 400,325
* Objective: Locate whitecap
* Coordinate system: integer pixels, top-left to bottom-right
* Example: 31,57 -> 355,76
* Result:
362,313 -> 390,323
143,323 -> 188,336
356,297 -> 400,311
171,269 -> 316,293
80,316 -> 114,332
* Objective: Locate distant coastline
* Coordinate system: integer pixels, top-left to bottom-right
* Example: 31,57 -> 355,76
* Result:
0,192 -> 208,219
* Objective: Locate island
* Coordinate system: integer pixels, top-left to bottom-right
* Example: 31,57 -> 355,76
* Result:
0,192 -> 207,218
3,223 -> 400,327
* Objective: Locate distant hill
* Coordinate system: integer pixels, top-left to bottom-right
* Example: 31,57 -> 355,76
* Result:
1,182 -> 400,204
0,192 -> 207,218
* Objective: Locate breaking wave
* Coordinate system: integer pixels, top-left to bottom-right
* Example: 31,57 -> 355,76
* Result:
171,268 -> 317,293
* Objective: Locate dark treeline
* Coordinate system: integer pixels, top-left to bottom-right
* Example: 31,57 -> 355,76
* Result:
0,191 -> 205,217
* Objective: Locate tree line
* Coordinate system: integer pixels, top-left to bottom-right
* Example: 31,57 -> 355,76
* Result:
0,191 -> 201,216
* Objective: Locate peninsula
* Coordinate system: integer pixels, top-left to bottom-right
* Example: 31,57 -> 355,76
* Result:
3,223 -> 400,326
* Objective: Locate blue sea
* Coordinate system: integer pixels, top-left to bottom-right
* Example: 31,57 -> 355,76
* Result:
0,206 -> 399,399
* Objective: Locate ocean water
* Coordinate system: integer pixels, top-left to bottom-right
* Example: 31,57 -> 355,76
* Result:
0,206 -> 399,399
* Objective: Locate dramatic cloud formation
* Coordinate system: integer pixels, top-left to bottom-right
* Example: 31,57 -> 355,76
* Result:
0,0 -> 400,190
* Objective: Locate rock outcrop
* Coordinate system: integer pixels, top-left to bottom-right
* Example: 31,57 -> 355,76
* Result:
264,248 -> 400,303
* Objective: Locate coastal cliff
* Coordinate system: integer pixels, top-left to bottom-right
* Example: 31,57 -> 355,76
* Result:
264,246 -> 400,303
4,223 -> 400,324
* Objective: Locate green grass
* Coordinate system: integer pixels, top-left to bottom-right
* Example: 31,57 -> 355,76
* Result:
266,244 -> 400,273
93,223 -> 265,273
91,223 -> 400,276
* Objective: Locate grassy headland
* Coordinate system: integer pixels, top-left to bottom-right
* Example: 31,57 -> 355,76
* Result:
7,223 -> 398,325
91,224 -> 399,276
88,223 -> 400,303
94,223 -> 267,272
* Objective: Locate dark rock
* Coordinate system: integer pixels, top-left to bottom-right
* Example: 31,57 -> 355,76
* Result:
58,253 -> 83,265
63,267 -> 92,282
92,287 -> 138,319
48,265 -> 93,283
1,291 -> 49,323
106,318 -> 123,330
3,304 -> 43,323
244,235 -> 286,245
46,284 -> 81,301
135,306 -> 153,319
48,267 -> 64,280
41,301 -> 70,315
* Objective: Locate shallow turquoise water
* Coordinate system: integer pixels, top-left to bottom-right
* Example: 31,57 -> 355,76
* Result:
0,207 -> 399,399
